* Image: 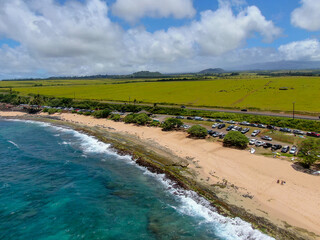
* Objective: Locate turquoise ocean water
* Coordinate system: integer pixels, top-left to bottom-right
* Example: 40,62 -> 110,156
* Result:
0,119 -> 274,240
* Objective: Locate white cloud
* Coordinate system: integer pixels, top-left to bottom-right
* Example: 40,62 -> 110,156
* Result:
291,0 -> 320,31
278,39 -> 320,61
112,0 -> 196,23
0,0 -> 281,79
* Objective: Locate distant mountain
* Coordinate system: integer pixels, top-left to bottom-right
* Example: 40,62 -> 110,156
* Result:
234,61 -> 320,71
132,71 -> 162,78
198,68 -> 225,74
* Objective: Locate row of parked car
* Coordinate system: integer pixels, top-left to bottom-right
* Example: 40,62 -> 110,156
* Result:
176,116 -> 320,138
249,139 -> 298,154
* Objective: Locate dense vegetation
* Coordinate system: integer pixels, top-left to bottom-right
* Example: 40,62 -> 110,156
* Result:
223,131 -> 249,149
162,118 -> 183,131
298,138 -> 320,168
1,93 -> 320,132
124,113 -> 151,125
187,125 -> 208,138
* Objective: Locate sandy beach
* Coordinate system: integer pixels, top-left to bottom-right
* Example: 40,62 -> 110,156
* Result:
1,111 -> 320,239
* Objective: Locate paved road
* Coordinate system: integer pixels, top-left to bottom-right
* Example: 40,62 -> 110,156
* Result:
100,100 -> 320,121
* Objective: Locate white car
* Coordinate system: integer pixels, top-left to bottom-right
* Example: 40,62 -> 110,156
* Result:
249,139 -> 257,145
289,146 -> 297,155
255,141 -> 265,147
212,123 -> 219,128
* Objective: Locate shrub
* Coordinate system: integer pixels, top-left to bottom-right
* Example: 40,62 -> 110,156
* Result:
162,118 -> 183,131
223,131 -> 249,149
134,113 -> 151,125
93,109 -> 111,119
298,138 -> 320,168
43,108 -> 49,113
187,125 -> 208,138
83,112 -> 92,116
150,121 -> 160,127
48,108 -> 60,115
110,114 -> 121,122
124,113 -> 151,125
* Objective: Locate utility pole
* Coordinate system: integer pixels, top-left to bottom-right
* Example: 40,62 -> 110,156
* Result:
293,102 -> 295,120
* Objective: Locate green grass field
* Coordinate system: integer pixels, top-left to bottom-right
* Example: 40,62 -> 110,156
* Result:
4,76 -> 320,113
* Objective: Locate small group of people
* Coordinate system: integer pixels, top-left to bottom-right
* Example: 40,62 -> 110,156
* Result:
277,179 -> 286,185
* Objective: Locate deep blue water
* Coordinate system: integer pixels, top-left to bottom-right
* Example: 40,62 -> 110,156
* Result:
0,119 -> 273,240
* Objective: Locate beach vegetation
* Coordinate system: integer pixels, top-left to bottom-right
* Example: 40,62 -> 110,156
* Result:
162,118 -> 183,131
124,113 -> 151,125
298,138 -> 320,168
110,114 -> 121,122
187,125 -> 208,138
223,131 -> 249,149
93,109 -> 111,119
48,108 -> 61,115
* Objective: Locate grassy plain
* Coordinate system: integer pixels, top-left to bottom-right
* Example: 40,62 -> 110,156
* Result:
4,76 -> 320,113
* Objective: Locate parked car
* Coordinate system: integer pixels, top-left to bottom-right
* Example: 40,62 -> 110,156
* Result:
307,132 -> 320,137
263,143 -> 273,148
261,136 -> 272,141
289,146 -> 297,155
293,130 -> 305,135
271,144 -> 282,150
187,117 -> 194,120
251,130 -> 261,137
182,124 -> 191,129
181,105 -> 186,108
208,130 -> 214,135
267,125 -> 276,130
212,123 -> 219,128
194,116 -> 204,121
219,133 -> 226,139
255,141 -> 265,147
226,120 -> 236,124
281,146 -> 290,153
218,123 -> 226,129
207,118 -> 214,122
215,119 -> 224,123
226,125 -> 234,131
249,139 -> 257,145
211,131 -> 220,137
240,121 -> 250,126
250,123 -> 258,127
280,128 -> 292,133
176,116 -> 184,119
232,126 -> 242,132
241,109 -> 248,112
241,128 -> 250,134
258,124 -> 267,128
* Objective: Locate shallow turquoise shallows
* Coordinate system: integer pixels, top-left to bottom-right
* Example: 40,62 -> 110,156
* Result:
0,119 -> 273,240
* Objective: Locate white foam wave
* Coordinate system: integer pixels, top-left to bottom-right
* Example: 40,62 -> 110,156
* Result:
141,171 -> 274,240
5,119 -> 274,239
8,141 -> 19,149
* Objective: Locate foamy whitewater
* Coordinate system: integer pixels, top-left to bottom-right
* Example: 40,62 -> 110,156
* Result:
0,119 -> 274,240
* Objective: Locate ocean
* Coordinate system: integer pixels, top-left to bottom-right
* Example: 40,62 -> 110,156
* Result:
0,119 -> 274,240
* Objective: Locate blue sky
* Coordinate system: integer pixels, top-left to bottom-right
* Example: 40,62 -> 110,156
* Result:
0,0 -> 320,79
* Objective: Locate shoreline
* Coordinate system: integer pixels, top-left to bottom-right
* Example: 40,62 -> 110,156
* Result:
1,111 -> 319,240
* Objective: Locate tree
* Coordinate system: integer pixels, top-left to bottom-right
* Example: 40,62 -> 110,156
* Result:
162,118 -> 183,131
298,138 -> 320,168
124,113 -> 151,125
223,131 -> 249,149
134,113 -> 151,125
187,125 -> 208,138
93,109 -> 111,119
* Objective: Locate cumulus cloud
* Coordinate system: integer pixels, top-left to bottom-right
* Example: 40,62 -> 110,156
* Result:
112,0 -> 196,23
0,0 -> 281,78
278,39 -> 320,61
291,0 -> 320,31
